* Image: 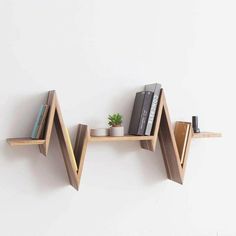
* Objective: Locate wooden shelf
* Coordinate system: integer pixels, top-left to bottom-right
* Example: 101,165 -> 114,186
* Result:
7,138 -> 45,146
192,132 -> 222,138
6,89 -> 222,190
88,135 -> 154,142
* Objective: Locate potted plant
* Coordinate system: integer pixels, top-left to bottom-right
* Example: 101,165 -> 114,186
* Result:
108,113 -> 124,136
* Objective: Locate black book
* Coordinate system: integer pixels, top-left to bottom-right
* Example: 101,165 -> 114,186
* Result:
129,91 -> 154,135
144,83 -> 162,135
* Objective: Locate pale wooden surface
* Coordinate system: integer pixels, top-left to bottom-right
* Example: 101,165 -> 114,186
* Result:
74,124 -> 89,187
158,91 -> 183,184
39,90 -> 56,156
192,132 -> 222,138
174,122 -> 191,164
7,138 -> 45,146
89,135 -> 154,142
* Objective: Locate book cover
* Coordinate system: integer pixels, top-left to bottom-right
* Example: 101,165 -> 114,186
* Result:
174,122 -> 191,164
128,91 -> 153,135
31,105 -> 47,139
128,91 -> 146,135
144,83 -> 162,135
36,105 -> 49,139
137,91 -> 153,135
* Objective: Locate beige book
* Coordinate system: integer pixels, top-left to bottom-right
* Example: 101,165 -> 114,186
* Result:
174,122 -> 191,164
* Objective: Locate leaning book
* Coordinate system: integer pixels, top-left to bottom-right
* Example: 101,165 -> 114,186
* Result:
31,105 -> 49,139
144,83 -> 162,135
129,91 -> 153,135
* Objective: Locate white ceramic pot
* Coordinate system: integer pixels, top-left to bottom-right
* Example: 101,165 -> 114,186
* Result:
90,128 -> 109,137
110,126 -> 124,137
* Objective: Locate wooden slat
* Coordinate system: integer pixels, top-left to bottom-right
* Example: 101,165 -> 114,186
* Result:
89,135 -> 154,142
7,138 -> 45,146
39,90 -> 56,156
54,97 -> 79,190
158,101 -> 183,184
192,132 -> 222,138
74,124 -> 89,188
182,128 -> 193,174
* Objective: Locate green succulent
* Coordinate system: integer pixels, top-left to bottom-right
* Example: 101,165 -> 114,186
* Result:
108,113 -> 123,127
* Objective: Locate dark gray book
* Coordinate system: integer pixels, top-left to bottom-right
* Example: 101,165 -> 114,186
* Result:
144,83 -> 162,135
129,91 -> 154,135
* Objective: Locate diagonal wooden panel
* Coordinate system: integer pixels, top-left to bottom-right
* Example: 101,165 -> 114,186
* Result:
39,90 -> 56,156
74,124 -> 89,188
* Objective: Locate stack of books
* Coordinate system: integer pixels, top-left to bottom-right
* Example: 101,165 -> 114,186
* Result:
128,83 -> 162,136
31,104 -> 50,139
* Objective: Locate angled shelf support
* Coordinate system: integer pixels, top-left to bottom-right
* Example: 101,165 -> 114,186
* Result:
7,89 -> 221,190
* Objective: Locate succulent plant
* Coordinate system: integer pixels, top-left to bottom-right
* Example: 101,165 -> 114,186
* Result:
108,113 -> 123,127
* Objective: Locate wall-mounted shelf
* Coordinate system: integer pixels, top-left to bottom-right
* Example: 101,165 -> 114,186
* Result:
6,89 -> 221,190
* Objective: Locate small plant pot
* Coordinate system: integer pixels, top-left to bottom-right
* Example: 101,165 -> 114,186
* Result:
110,126 -> 124,137
90,128 -> 109,137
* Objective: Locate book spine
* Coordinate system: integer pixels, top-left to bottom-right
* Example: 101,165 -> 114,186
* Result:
137,91 -> 153,135
145,84 -> 162,135
128,92 -> 145,135
31,105 -> 46,139
36,105 -> 49,139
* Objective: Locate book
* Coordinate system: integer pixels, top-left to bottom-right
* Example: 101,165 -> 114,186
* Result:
35,105 -> 49,139
129,91 -> 154,135
144,83 -> 162,135
31,105 -> 49,139
174,122 -> 191,164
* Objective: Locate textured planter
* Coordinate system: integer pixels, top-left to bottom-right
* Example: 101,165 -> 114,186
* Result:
110,126 -> 124,137
90,128 -> 109,137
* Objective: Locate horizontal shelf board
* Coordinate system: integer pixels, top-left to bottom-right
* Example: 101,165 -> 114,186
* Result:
192,132 -> 222,138
89,135 -> 155,142
7,138 -> 46,146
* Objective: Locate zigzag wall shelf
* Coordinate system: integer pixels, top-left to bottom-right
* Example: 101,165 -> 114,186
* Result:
7,89 -> 221,190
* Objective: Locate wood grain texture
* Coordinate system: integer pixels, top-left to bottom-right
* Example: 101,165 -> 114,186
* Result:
39,90 -> 56,156
192,132 -> 222,138
89,135 -> 154,142
7,138 -> 45,146
74,124 -> 89,188
158,97 -> 183,184
54,97 -> 79,190
174,122 -> 191,164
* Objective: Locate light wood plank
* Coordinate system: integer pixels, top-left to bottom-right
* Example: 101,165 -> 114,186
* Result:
89,135 -> 154,142
7,138 -> 45,146
54,97 -> 79,190
158,97 -> 183,184
39,90 -> 56,156
74,124 -> 89,188
192,132 -> 222,138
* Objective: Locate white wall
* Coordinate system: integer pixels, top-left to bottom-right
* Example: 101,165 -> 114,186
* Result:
0,0 -> 235,235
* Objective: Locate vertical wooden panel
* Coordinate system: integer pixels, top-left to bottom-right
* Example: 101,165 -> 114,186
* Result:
74,124 -> 89,188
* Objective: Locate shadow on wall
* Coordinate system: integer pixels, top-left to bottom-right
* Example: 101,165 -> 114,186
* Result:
6,91 -> 48,137
2,127 -> 69,194
89,140 -> 167,187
